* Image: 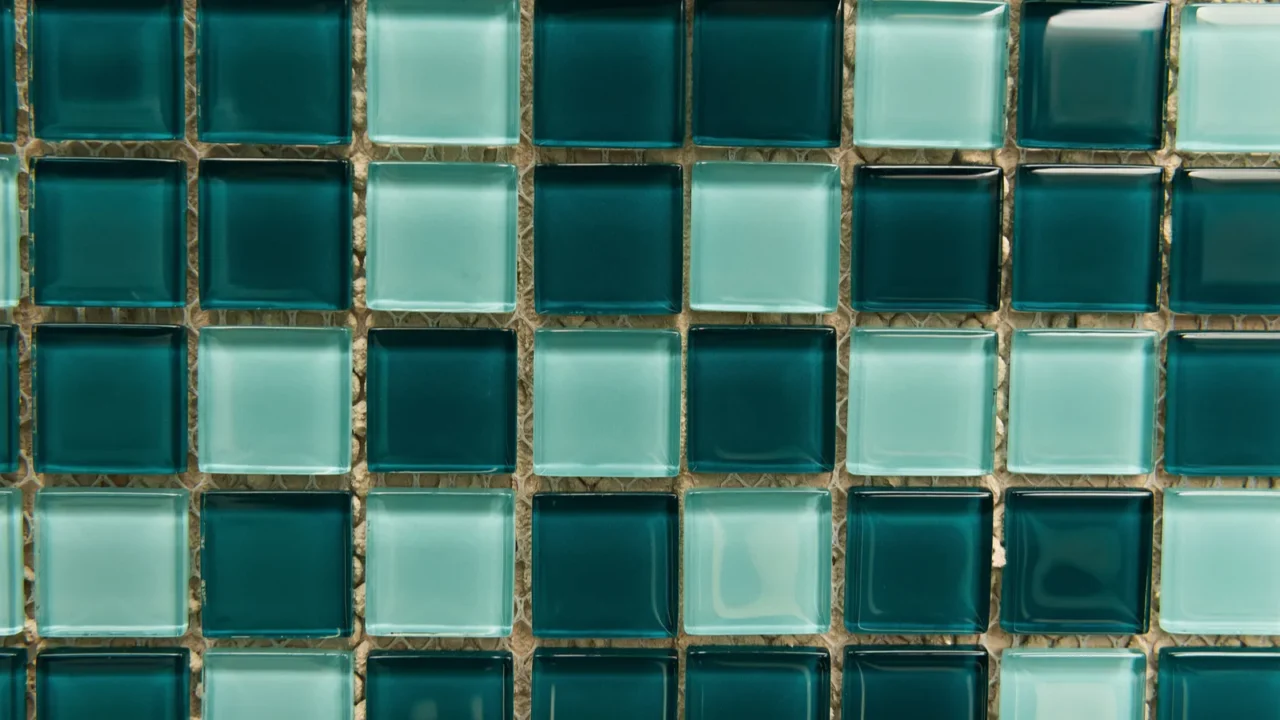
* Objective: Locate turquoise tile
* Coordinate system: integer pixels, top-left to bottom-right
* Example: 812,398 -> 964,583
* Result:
366,162 -> 516,312
534,649 -> 676,720
687,647 -> 830,720
691,162 -> 839,313
37,648 -> 189,720
0,490 -> 17,635
1000,649 -> 1144,720
1160,489 -> 1280,635
847,329 -> 996,476
0,649 -> 22,720
0,327 -> 17,473
0,0 -> 12,141
198,326 -> 351,475
534,329 -> 680,477
854,0 -> 1008,149
0,158 -> 22,308
367,0 -> 518,145
365,489 -> 514,637
843,647 -> 988,720
369,651 -> 513,720
684,488 -> 831,635
1158,648 -> 1280,720
1008,330 -> 1156,474
203,649 -> 352,720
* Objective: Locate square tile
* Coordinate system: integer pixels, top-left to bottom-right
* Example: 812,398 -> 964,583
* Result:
687,647 -> 830,720
843,647 -> 988,720
0,327 -> 17,473
687,326 -> 836,473
34,324 -> 187,474
0,490 -> 18,635
853,166 -> 1002,311
367,0 -> 518,145
1001,488 -> 1153,634
368,651 -> 513,720
1013,165 -> 1162,312
0,649 -> 23,720
365,489 -> 514,636
532,493 -> 677,638
203,649 -> 352,720
846,488 -> 993,634
198,326 -> 351,475
1158,648 -> 1280,720
0,158 -> 16,308
684,488 -> 832,635
201,491 -> 353,638
366,162 -> 516,312
847,329 -> 997,476
534,329 -> 680,477
533,649 -> 676,720
1000,649 -> 1144,720
691,162 -> 840,313
32,158 -> 186,307
30,0 -> 183,140
0,0 -> 15,142
37,648 -> 189,720
1008,330 -> 1157,474
534,164 -> 682,315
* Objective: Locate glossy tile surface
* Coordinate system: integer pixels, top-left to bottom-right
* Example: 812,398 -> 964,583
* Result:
0,158 -> 14,308
533,649 -> 676,720
843,647 -> 988,720
691,162 -> 839,313
1157,648 -> 1280,720
684,488 -> 831,635
203,650 -> 353,720
0,327 -> 18,472
368,651 -> 513,720
38,649 -> 188,720
687,647 -> 830,720
1000,649 -> 1145,720
0,649 -> 22,720
0,0 -> 12,141
0,491 -> 17,635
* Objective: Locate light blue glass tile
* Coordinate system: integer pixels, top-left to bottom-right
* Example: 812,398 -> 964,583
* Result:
0,489 -> 20,635
204,649 -> 353,720
1000,649 -> 1145,720
0,158 -> 16,308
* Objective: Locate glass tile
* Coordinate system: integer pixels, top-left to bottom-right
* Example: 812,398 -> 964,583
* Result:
1001,488 -> 1153,635
368,651 -> 513,720
687,326 -> 836,473
847,329 -> 996,476
1008,330 -> 1157,474
1157,648 -> 1280,720
34,324 -> 187,474
203,649 -> 352,720
0,490 -> 17,635
1159,489 -> 1280,635
0,0 -> 15,141
533,649 -> 676,720
852,166 -> 1002,312
532,493 -> 677,638
534,164 -> 682,315
0,327 -> 17,472
844,647 -> 988,720
36,648 -> 189,720
0,649 -> 22,720
198,326 -> 351,475
367,0 -> 517,145
687,647 -> 830,720
30,0 -> 182,140
1013,165 -> 1162,312
200,491 -> 353,638
0,158 -> 15,308
684,488 -> 832,635
533,329 -> 680,477
32,158 -> 186,308
690,162 -> 840,313
365,488 -> 514,637
846,488 -> 993,634
1000,649 -> 1145,720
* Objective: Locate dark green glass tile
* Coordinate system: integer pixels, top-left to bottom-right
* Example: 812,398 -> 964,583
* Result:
32,158 -> 186,308
687,325 -> 836,473
687,647 -> 830,720
0,327 -> 16,473
1001,488 -> 1153,634
34,324 -> 187,474
0,0 -> 14,141
534,649 -> 676,720
534,164 -> 682,315
843,647 -> 988,720
846,488 -> 993,634
853,166 -> 1002,312
201,491 -> 353,638
37,648 -> 189,720
199,159 -> 352,310
368,651 -> 513,720
0,649 -> 21,720
1158,648 -> 1280,720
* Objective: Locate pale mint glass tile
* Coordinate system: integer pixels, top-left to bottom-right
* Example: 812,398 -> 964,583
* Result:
35,488 -> 188,637
0,157 -> 16,307
366,163 -> 517,312
365,489 -> 514,637
847,329 -> 996,476
533,330 -> 680,477
690,162 -> 839,313
1177,4 -> 1280,152
1000,649 -> 1145,720
684,488 -> 832,635
1008,330 -> 1156,475
1160,489 -> 1280,635
0,489 -> 21,635
204,649 -> 353,720
367,0 -> 519,145
198,327 -> 352,475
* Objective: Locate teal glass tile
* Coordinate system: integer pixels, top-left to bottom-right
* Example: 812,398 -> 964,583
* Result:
365,489 -> 514,637
1008,330 -> 1157,474
0,0 -> 14,141
687,326 -> 836,473
847,329 -> 996,476
0,490 -> 18,635
533,329 -> 680,477
684,488 -> 832,635
690,162 -> 840,313
203,649 -> 352,720
366,162 -> 516,312
198,326 -> 351,475
1001,488 -> 1153,635
844,647 -> 988,720
30,0 -> 182,140
692,0 -> 840,147
201,491 -> 353,638
533,649 -> 675,720
35,488 -> 188,637
34,324 -> 187,474
367,0 -> 518,145
534,164 -> 682,315
846,488 -> 993,634
687,647 -> 830,720
367,329 -> 516,473
0,649 -> 22,720
1013,165 -> 1162,312
1159,489 -> 1280,635
853,166 -> 1001,312
532,493 -> 677,638
369,651 -> 513,720
854,0 -> 1008,149
32,158 -> 185,308
1000,649 -> 1145,720
1158,648 -> 1280,720
0,158 -> 16,308
0,327 -> 16,473
37,649 -> 189,720
198,0 -> 351,144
